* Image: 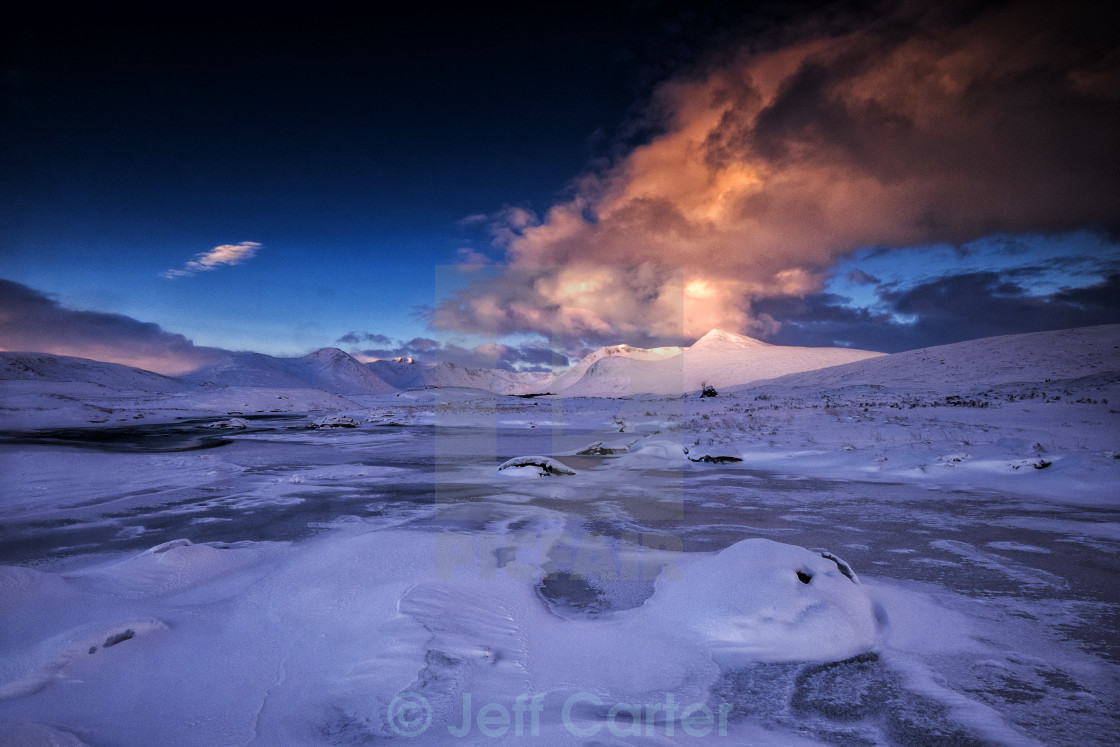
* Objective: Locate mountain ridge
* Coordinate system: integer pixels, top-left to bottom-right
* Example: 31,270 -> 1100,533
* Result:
743,324 -> 1120,395
182,348 -> 396,394
8,326 -> 1113,399
0,352 -> 185,392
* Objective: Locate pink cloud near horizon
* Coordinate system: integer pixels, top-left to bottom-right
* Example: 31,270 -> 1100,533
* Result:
0,279 -> 223,375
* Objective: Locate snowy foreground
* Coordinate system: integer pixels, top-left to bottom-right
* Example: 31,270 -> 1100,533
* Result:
0,327 -> 1118,744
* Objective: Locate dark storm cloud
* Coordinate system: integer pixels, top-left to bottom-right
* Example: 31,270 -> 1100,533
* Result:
754,271 -> 1120,352
0,279 -> 223,374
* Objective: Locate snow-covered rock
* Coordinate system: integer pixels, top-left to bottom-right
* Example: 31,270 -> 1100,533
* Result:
200,417 -> 248,430
687,453 -> 743,464
310,414 -> 359,429
576,438 -> 637,455
497,456 -> 576,476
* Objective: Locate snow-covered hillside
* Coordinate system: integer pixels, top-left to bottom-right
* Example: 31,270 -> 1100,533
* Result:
186,348 -> 395,394
548,343 -> 685,392
0,352 -> 184,392
368,358 -> 552,395
745,324 -> 1120,396
8,326 -> 1113,410
555,329 -> 882,396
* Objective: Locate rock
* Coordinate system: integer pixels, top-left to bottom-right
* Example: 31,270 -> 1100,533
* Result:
497,456 -> 576,476
310,414 -> 359,429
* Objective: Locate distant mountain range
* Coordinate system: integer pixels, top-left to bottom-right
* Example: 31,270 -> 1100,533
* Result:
185,348 -> 397,394
5,325 -> 1113,398
366,358 -> 553,395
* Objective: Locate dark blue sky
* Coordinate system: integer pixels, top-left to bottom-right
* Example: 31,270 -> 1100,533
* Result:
2,1 -> 1118,373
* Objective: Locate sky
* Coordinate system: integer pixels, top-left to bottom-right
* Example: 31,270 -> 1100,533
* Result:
2,0 -> 1118,374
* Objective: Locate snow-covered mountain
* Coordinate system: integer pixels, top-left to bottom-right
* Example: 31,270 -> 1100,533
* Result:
554,329 -> 883,396
368,358 -> 552,396
0,352 -> 185,392
20,325 -> 1105,403
745,324 -> 1120,395
185,348 -> 396,394
548,343 -> 685,393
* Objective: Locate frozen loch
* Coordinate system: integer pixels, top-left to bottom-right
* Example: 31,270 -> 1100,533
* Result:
0,326 -> 1118,744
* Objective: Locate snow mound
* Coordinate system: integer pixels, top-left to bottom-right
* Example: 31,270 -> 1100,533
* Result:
646,538 -> 881,665
497,456 -> 576,476
618,438 -> 691,466
66,539 -> 270,598
0,618 -> 168,700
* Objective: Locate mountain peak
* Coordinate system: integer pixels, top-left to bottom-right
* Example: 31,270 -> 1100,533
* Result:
691,329 -> 769,349
304,347 -> 351,361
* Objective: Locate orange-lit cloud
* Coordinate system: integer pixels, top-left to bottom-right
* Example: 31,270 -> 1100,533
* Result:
161,241 -> 262,279
433,0 -> 1118,344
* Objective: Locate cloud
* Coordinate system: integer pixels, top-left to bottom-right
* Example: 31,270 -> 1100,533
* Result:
0,279 -> 224,374
754,271 -> 1120,352
455,247 -> 494,268
431,0 -> 1119,346
336,331 -> 392,346
846,270 -> 880,285
341,332 -> 568,372
161,241 -> 261,279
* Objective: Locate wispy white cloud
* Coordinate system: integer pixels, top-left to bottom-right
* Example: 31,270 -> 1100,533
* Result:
161,241 -> 262,279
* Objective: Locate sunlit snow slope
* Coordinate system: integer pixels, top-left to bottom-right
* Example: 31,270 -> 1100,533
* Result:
555,329 -> 883,396
744,324 -> 1120,395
